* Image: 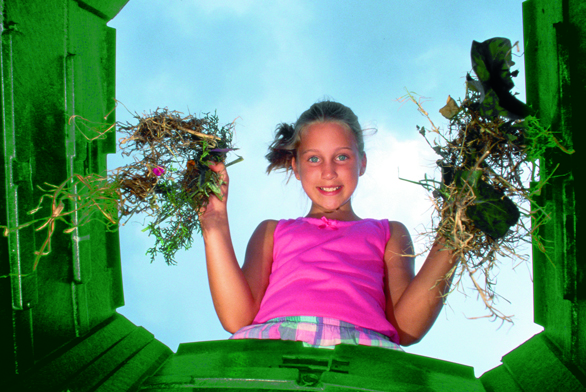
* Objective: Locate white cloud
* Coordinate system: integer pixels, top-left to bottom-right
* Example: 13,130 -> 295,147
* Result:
353,127 -> 439,254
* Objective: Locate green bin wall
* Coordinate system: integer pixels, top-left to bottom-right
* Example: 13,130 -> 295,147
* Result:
1,1 -> 172,390
523,0 -> 585,367
2,0 -> 585,391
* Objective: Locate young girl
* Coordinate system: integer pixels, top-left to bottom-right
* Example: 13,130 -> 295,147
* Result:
199,101 -> 459,350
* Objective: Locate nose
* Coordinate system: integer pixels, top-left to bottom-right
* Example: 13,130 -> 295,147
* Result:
321,162 -> 337,180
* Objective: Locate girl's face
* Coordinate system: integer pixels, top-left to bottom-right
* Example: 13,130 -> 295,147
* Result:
291,121 -> 366,220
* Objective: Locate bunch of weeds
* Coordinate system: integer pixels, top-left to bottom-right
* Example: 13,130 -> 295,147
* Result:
397,37 -> 574,325
1,104 -> 241,275
114,108 -> 242,265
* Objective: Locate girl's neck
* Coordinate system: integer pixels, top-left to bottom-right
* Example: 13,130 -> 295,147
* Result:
305,203 -> 361,222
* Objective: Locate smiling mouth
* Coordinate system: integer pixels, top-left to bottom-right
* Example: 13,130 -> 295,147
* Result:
318,186 -> 342,192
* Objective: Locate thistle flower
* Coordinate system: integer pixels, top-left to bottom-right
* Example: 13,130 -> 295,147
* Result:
153,166 -> 165,176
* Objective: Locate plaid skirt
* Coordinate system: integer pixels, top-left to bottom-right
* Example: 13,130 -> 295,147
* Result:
229,316 -> 404,351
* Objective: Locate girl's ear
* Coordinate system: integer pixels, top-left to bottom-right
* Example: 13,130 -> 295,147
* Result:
359,153 -> 367,176
291,156 -> 301,180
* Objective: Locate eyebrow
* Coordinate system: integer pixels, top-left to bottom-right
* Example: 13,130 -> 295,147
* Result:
300,147 -> 354,155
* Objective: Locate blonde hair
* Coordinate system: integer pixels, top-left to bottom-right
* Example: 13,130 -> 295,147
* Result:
265,100 -> 365,175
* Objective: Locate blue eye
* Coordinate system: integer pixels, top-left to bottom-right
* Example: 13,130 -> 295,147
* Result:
337,155 -> 349,161
308,156 -> 319,163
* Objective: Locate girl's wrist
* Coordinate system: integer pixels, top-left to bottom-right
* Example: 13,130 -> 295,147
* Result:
201,213 -> 230,239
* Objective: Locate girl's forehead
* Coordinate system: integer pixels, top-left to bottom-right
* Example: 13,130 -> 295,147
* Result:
300,121 -> 357,146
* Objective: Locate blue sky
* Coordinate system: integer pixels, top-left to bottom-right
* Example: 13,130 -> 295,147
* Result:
107,0 -> 542,378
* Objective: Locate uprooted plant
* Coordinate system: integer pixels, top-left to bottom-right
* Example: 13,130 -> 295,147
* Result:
398,37 -> 574,325
1,106 -> 242,274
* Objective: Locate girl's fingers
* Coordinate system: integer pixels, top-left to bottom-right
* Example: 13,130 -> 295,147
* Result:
208,161 -> 225,172
199,161 -> 229,216
209,161 -> 229,184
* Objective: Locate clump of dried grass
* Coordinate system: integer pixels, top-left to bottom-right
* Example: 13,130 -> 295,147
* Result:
1,173 -> 120,273
1,105 -> 241,275
112,108 -> 241,265
398,37 -> 574,325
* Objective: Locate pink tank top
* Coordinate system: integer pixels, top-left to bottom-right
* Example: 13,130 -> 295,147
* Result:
252,216 -> 400,344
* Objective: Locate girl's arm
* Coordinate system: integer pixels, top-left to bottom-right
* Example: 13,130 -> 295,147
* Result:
383,222 -> 459,346
200,163 -> 275,333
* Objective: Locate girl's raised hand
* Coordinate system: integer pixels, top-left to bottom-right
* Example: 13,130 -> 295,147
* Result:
198,161 -> 230,232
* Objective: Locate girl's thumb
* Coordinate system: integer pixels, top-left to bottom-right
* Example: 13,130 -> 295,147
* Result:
209,161 -> 224,171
